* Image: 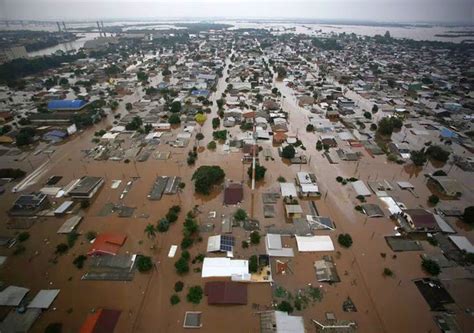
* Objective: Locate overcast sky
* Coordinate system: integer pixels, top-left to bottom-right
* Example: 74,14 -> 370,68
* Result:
1,0 -> 473,23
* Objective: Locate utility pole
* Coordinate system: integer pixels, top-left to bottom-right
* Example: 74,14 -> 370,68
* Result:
250,118 -> 257,219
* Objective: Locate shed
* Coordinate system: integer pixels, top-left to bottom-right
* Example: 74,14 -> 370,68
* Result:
57,215 -> 83,234
205,281 -> 247,305
27,289 -> 60,309
295,236 -> 334,252
54,200 -> 74,215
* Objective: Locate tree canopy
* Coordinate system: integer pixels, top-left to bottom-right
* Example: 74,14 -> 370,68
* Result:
191,166 -> 225,195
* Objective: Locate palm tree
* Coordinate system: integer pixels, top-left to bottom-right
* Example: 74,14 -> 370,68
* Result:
144,224 -> 156,239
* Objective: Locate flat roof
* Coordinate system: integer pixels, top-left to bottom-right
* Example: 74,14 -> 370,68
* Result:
295,236 -> 334,252
27,289 -> 60,309
201,257 -> 248,278
70,176 -> 104,195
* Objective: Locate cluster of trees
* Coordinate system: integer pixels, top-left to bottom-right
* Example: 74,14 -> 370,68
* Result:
410,145 -> 450,166
192,165 -> 225,195
377,117 -> 403,137
125,116 -> 143,131
311,37 -> 342,50
0,52 -> 86,87
15,127 -> 36,146
212,130 -> 227,141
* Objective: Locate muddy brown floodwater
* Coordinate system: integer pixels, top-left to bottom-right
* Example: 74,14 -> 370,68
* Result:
0,47 -> 473,333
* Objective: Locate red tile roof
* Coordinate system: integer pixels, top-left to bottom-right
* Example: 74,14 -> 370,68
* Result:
80,309 -> 121,333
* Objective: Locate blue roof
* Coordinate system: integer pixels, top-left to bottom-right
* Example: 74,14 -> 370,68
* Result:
47,99 -> 87,111
440,128 -> 458,139
191,90 -> 209,96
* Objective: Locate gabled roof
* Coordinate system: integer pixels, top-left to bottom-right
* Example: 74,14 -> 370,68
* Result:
80,309 -> 121,333
88,233 -> 127,256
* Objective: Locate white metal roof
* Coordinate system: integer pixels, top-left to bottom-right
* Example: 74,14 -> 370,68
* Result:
352,180 -> 371,196
301,183 -> 319,193
57,215 -> 82,234
397,181 -> 414,189
280,182 -> 297,197
265,235 -> 294,257
201,258 -> 248,278
296,172 -> 312,184
274,311 -> 305,333
295,236 -> 334,252
379,197 -> 403,215
168,245 -> 178,258
448,236 -> 474,253
0,286 -> 29,306
27,289 -> 60,309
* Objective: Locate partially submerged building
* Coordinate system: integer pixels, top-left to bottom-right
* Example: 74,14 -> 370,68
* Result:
9,192 -> 49,216
69,176 -> 104,199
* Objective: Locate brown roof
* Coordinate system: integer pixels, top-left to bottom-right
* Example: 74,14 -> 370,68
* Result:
205,281 -> 247,305
224,183 -> 243,205
404,209 -> 438,229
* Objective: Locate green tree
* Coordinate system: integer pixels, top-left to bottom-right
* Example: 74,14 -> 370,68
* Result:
137,256 -> 153,272
157,218 -> 170,232
338,234 -> 353,248
249,255 -> 258,273
316,140 -> 323,151
462,206 -> 474,224
144,224 -> 156,239
125,102 -> 133,111
174,281 -> 184,292
170,294 -> 180,305
207,141 -> 217,150
421,258 -> 441,276
281,145 -> 296,159
306,124 -> 314,132
250,231 -> 261,245
428,195 -> 440,205
234,208 -> 248,221
248,164 -> 267,181
372,104 -> 379,113
191,165 -> 225,195
170,101 -> 182,113
212,117 -> 220,129
426,145 -> 450,163
175,257 -> 189,274
169,113 -> 181,124
277,301 -> 294,313
377,117 -> 394,136
410,149 -> 427,166
187,286 -> 203,304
